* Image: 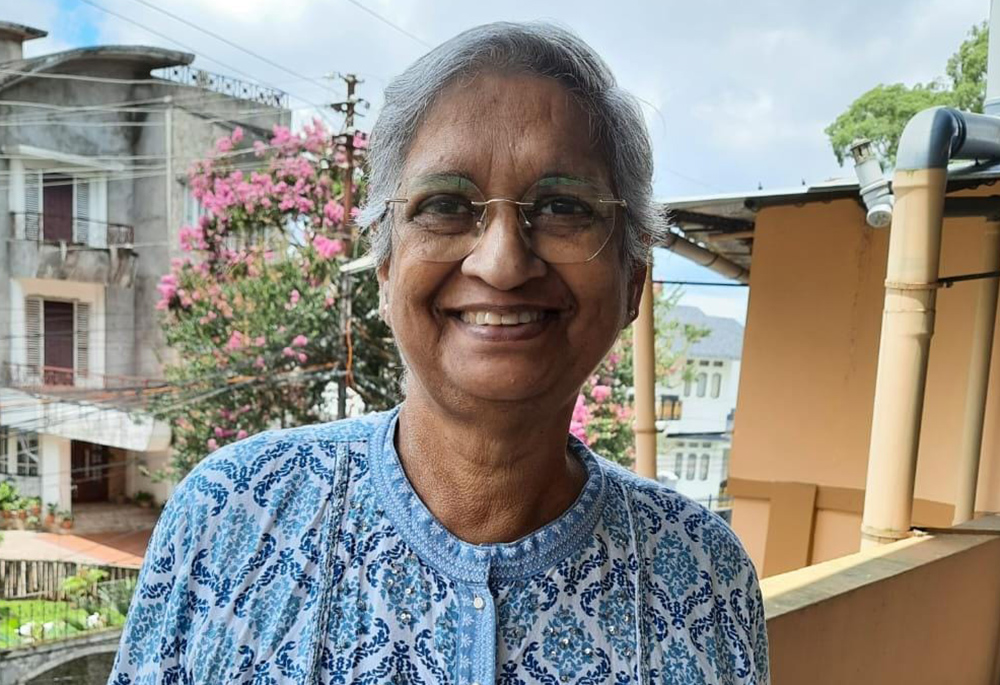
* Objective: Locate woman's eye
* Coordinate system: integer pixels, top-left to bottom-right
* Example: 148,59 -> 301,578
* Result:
414,195 -> 472,217
536,196 -> 592,216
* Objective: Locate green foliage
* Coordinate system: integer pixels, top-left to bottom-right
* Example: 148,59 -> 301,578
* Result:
825,21 -> 988,166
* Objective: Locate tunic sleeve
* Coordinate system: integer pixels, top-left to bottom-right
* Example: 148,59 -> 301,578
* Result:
107,476 -> 203,684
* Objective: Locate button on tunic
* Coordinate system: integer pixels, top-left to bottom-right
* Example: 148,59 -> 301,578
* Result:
109,407 -> 769,684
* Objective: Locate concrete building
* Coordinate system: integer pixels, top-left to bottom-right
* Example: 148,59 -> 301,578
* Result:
0,21 -> 290,514
656,305 -> 743,512
669,170 -> 1000,578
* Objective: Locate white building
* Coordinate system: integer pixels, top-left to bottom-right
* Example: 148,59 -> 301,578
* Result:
0,21 -> 289,514
656,306 -> 744,514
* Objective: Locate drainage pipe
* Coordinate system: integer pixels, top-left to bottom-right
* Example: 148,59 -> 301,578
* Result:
953,223 -> 1000,524
861,106 -> 1000,549
661,231 -> 749,284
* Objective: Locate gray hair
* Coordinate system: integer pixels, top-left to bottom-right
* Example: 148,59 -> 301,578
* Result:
357,21 -> 666,270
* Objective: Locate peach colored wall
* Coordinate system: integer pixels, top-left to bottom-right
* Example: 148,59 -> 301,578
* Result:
765,532 -> 1000,685
810,509 -> 861,564
730,196 -> 1000,569
731,498 -> 769,571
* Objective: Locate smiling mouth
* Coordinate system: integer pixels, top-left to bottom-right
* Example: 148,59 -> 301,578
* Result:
457,310 -> 549,326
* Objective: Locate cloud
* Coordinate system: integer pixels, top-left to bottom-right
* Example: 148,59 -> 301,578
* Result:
13,0 -> 990,196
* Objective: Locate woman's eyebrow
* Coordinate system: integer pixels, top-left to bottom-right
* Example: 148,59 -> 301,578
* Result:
409,171 -> 477,191
535,173 -> 594,187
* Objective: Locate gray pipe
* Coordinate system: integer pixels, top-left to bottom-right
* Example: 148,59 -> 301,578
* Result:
896,107 -> 1000,170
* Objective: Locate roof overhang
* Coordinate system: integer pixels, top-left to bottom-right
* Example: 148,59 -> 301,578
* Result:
1,144 -> 127,172
662,162 -> 1000,271
0,388 -> 172,452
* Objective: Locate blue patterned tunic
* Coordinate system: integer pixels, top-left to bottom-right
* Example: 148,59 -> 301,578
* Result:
109,407 -> 769,684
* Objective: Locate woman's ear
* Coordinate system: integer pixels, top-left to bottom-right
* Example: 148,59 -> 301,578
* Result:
626,262 -> 647,325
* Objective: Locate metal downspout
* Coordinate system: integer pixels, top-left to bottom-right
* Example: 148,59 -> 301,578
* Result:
861,106 -> 1000,548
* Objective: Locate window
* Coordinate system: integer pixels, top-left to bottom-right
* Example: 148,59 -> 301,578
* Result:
696,373 -> 707,398
0,427 -> 8,475
713,361 -> 724,367
17,432 -> 39,477
698,360 -> 709,367
674,453 -> 683,476
25,297 -> 89,385
699,454 -> 710,480
701,442 -> 712,448
711,373 -> 722,398
685,454 -> 697,480
683,378 -> 692,397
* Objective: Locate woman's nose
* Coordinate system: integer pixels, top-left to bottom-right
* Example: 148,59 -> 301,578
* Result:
460,203 -> 547,289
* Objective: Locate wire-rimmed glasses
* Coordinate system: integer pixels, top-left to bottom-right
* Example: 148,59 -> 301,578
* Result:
383,175 -> 627,264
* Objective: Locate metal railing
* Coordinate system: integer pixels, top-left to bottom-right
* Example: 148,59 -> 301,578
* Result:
152,65 -> 289,108
1,361 -> 165,393
11,211 -> 134,247
0,577 -> 136,649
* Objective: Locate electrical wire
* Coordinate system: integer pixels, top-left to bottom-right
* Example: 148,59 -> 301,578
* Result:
341,0 -> 432,49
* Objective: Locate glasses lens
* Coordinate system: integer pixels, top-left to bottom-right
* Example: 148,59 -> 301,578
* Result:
389,179 -> 485,262
520,177 -> 618,263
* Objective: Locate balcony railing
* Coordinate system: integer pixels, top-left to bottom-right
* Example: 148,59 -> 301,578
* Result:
152,65 -> 289,108
12,211 -> 134,247
1,361 -> 163,394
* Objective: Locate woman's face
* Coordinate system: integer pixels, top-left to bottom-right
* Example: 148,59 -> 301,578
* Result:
378,71 -> 644,411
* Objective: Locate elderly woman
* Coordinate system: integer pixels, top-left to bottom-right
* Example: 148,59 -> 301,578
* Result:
111,21 -> 769,685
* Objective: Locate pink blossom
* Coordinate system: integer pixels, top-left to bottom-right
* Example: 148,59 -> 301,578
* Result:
253,140 -> 267,157
254,355 -> 266,369
215,136 -> 233,154
214,426 -> 225,438
226,331 -> 245,351
254,336 -> 266,347
236,429 -> 248,440
324,296 -> 335,307
313,234 -> 344,260
291,335 -> 308,347
231,126 -> 244,144
207,438 -> 219,451
297,352 -> 308,363
282,346 -> 296,358
590,385 -> 612,403
289,289 -> 300,306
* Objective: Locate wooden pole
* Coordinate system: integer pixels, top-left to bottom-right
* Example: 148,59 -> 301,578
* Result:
633,264 -> 657,479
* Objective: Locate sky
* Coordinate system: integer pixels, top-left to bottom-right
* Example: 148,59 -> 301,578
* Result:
3,0 -> 992,323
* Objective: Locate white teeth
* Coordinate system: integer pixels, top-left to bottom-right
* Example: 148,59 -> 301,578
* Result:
460,310 -> 544,326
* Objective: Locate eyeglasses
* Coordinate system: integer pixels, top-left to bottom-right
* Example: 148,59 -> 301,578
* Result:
383,175 -> 627,264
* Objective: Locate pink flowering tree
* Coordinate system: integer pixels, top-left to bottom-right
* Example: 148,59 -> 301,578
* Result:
572,285 -> 708,467
151,122 -> 399,479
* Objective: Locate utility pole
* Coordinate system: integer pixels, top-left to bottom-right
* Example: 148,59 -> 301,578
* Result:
328,74 -> 364,419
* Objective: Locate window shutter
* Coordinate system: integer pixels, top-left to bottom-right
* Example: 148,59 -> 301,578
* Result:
24,171 -> 40,240
75,302 -> 89,379
74,177 -> 90,245
25,297 -> 42,380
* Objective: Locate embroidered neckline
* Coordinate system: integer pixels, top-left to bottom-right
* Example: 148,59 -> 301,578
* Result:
370,406 -> 606,584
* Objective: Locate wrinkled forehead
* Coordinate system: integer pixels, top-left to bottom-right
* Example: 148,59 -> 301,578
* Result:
400,71 -> 613,194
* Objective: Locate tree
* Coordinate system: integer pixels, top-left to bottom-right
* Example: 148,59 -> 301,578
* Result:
573,285 -> 708,467
825,21 -> 988,167
150,122 -> 400,480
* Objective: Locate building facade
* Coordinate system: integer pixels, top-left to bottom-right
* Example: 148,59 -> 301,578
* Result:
656,305 -> 743,514
0,21 -> 290,513
669,176 -> 1000,578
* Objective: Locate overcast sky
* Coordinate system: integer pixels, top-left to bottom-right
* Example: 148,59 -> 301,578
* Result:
4,0 -> 992,322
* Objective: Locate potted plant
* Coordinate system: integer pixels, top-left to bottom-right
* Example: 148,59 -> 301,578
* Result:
133,491 -> 155,509
27,497 -> 41,518
59,510 -> 74,530
44,502 -> 58,529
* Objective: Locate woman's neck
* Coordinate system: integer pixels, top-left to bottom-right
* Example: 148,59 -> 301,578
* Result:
395,391 -> 587,545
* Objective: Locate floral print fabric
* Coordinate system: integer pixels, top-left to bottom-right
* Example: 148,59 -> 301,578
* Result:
109,407 -> 769,684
